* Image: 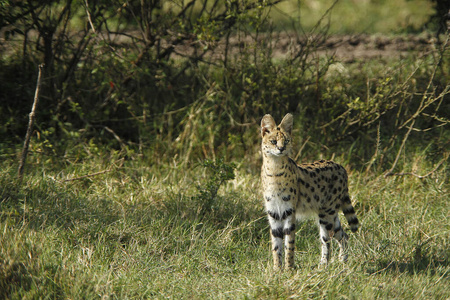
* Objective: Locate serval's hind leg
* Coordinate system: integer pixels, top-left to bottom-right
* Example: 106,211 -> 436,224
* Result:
318,222 -> 331,266
332,217 -> 349,262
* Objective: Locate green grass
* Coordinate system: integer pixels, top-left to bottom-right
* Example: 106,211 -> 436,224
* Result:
1,150 -> 448,299
269,0 -> 435,33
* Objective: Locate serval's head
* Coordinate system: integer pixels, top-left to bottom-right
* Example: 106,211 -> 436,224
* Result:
261,113 -> 293,157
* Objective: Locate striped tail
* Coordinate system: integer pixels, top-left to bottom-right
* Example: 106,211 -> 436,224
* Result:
341,195 -> 359,232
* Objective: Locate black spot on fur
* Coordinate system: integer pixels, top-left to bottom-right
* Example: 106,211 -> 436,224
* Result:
271,227 -> 284,238
282,209 -> 294,219
343,207 -> 355,215
282,195 -> 291,201
348,217 -> 359,225
268,211 -> 280,220
284,224 -> 296,235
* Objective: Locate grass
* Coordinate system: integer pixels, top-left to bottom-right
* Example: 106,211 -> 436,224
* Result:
1,149 -> 448,299
269,0 -> 435,34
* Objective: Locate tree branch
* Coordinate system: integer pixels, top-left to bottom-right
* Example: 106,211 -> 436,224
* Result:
385,152 -> 449,179
384,119 -> 415,178
18,63 -> 45,180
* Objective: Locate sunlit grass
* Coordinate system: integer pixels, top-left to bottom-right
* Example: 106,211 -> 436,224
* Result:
69,0 -> 435,34
269,0 -> 434,33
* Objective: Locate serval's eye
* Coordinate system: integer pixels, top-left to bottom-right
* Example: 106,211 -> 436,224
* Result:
271,140 -> 277,145
284,139 -> 290,145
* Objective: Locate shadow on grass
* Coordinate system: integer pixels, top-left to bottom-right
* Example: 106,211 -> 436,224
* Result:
0,179 -> 141,246
0,176 -> 261,245
366,255 -> 449,277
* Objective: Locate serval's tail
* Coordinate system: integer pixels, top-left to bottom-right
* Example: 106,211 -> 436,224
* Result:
341,194 -> 359,232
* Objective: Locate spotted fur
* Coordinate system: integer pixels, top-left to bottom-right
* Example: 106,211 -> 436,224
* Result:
261,113 -> 359,270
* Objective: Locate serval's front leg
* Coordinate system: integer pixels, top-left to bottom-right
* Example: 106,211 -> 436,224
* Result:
270,227 -> 283,270
268,214 -> 284,270
284,216 -> 296,269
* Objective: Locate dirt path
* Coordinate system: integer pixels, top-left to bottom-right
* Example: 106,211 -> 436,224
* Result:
314,34 -> 439,62
207,33 -> 441,62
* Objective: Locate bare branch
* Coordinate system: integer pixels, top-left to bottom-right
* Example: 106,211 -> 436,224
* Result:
61,169 -> 112,182
18,64 -> 45,181
50,158 -> 124,182
84,0 -> 96,33
385,152 -> 449,179
384,119 -> 415,178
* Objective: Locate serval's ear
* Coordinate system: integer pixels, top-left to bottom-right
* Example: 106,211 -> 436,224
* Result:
261,114 -> 276,137
279,113 -> 293,134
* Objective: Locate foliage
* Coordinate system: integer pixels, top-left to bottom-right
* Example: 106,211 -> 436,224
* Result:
426,0 -> 450,34
1,0 -> 448,173
194,158 -> 236,208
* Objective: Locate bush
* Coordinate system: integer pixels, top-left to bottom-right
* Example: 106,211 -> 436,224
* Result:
0,0 -> 448,173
